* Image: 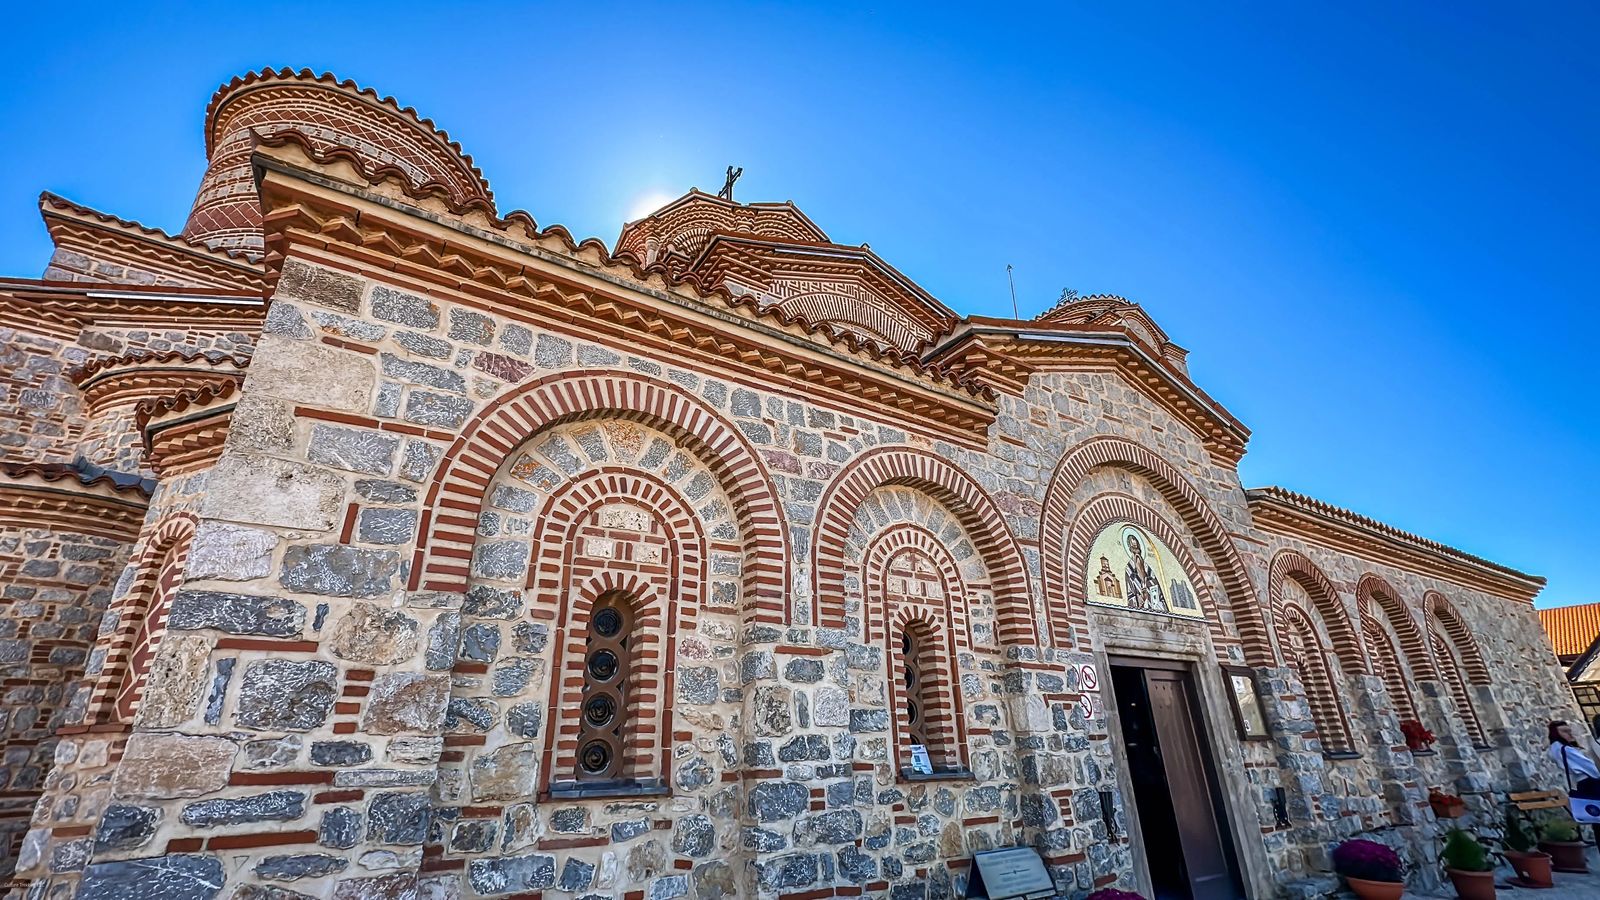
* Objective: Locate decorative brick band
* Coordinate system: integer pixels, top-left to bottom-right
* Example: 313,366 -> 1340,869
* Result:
1266,550 -> 1369,675
1356,573 -> 1437,681
1424,591 -> 1491,746
412,370 -> 788,625
1276,599 -> 1357,754
810,447 -> 1033,646
84,513 -> 197,723
861,524 -> 975,646
1040,435 -> 1271,663
1063,492 -> 1244,663
1424,591 -> 1490,685
1426,618 -> 1488,745
1362,615 -> 1420,723
524,469 -> 702,789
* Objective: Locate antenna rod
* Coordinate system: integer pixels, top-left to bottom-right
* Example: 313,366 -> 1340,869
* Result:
1006,264 -> 1019,319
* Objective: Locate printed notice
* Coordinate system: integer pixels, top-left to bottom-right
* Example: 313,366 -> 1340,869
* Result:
967,846 -> 1055,900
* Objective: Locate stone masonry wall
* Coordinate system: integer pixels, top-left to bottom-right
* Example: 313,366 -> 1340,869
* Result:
9,252 -> 1575,900
0,522 -> 131,882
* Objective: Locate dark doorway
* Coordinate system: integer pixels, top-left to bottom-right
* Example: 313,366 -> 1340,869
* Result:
1111,660 -> 1242,900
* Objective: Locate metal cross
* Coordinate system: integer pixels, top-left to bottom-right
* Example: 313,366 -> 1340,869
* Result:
718,166 -> 743,201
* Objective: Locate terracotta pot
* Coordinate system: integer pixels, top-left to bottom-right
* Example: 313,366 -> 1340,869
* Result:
1446,867 -> 1496,900
1540,840 -> 1588,873
1431,799 -> 1467,818
1344,875 -> 1405,900
1506,850 -> 1554,887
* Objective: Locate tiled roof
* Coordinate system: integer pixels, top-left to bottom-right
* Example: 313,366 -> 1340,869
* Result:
1539,603 -> 1600,658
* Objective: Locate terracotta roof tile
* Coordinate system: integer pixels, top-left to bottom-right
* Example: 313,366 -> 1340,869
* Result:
1540,603 -> 1600,658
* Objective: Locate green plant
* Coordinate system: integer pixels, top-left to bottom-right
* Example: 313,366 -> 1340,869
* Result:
1540,820 -> 1581,843
1441,828 -> 1492,872
1503,807 -> 1536,853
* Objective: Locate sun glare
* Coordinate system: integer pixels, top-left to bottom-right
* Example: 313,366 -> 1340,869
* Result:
626,191 -> 677,223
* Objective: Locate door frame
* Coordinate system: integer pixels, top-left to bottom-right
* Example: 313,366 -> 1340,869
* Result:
1098,628 -> 1273,899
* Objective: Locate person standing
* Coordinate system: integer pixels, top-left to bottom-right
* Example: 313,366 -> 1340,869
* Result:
1550,721 -> 1600,833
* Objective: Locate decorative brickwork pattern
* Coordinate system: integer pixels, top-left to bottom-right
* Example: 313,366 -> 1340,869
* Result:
1358,573 -> 1438,680
413,370 -> 788,625
1363,614 -> 1421,725
1267,549 -> 1368,675
811,446 -> 1032,645
1277,597 -> 1357,755
1041,434 -> 1272,663
84,514 -> 197,724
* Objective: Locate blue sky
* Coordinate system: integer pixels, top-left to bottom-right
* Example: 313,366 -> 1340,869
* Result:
2,3 -> 1594,606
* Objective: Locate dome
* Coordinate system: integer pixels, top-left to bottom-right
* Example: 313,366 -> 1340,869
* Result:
181,68 -> 494,254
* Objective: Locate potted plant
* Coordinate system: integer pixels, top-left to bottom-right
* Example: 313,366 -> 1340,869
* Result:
1429,788 -> 1467,819
1441,828 -> 1495,900
1538,819 -> 1588,873
1331,838 -> 1405,900
1502,807 -> 1553,886
1402,719 -> 1436,752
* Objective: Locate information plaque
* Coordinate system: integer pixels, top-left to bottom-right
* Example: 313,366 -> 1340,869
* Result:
966,846 -> 1056,900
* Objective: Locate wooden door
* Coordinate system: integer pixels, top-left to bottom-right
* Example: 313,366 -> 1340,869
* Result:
1145,668 -> 1235,900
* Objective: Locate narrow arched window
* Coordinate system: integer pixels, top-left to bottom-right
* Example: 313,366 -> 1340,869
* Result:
902,632 -> 931,752
577,594 -> 632,781
895,622 -> 962,775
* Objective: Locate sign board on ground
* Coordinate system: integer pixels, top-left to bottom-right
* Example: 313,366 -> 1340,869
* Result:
966,846 -> 1055,900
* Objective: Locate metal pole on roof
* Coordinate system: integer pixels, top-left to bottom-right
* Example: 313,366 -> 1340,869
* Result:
1006,264 -> 1019,319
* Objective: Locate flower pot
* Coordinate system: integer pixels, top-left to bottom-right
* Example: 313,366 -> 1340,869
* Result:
1344,876 -> 1405,900
1505,850 -> 1554,887
1431,798 -> 1467,818
1540,840 -> 1588,873
1446,867 -> 1496,900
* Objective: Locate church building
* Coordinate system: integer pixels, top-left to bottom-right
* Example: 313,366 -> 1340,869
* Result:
0,68 -> 1575,900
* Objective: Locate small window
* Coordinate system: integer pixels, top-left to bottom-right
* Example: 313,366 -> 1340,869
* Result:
577,595 -> 632,781
902,632 -> 930,752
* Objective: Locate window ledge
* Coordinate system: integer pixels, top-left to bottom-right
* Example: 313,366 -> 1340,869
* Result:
900,767 -> 976,783
1322,751 -> 1362,762
1410,748 -> 1438,757
547,778 -> 669,800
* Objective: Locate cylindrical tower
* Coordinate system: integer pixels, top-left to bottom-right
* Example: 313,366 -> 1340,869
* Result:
180,67 -> 495,254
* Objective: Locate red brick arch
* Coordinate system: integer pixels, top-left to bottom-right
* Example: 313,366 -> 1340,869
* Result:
861,523 -> 972,645
507,469 -> 700,789
86,513 -> 198,724
1041,435 -> 1271,664
411,370 -> 788,624
1424,591 -> 1491,685
810,447 -> 1034,645
1267,550 -> 1368,675
1066,492 -> 1248,663
1278,601 -> 1357,754
1363,615 -> 1421,723
1356,574 -> 1437,680
1426,614 -> 1488,746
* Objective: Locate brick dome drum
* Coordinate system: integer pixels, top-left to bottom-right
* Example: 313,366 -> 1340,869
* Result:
181,68 -> 495,253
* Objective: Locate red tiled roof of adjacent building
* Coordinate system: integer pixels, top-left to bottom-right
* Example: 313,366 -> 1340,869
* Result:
1539,603 -> 1600,658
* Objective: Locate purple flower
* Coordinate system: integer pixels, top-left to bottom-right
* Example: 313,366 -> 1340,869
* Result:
1332,838 -> 1405,883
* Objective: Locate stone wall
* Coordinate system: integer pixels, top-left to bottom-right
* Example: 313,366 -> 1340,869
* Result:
0,329 -> 85,467
5,252 -> 1575,900
0,521 -> 131,881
